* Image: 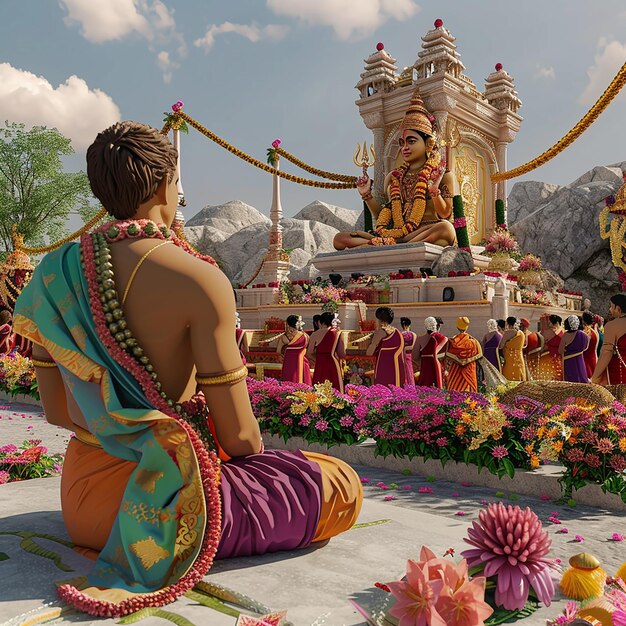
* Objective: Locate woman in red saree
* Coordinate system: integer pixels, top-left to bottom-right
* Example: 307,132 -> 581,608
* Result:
367,307 -> 407,387
309,312 -> 346,392
400,317 -> 417,385
582,311 -> 598,380
278,315 -> 312,384
537,315 -> 564,381
444,316 -> 482,393
414,316 -> 448,388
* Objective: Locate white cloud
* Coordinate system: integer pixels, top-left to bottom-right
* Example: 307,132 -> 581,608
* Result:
579,38 -> 626,105
534,64 -> 555,80
59,0 -> 186,81
157,50 -> 178,84
194,22 -> 289,52
0,63 -> 121,150
266,0 -> 419,40
59,0 -> 151,43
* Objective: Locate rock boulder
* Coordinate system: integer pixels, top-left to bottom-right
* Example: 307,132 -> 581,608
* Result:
431,246 -> 475,277
293,200 -> 361,233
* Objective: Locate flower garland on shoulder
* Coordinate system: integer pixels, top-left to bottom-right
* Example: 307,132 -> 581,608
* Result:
375,147 -> 441,240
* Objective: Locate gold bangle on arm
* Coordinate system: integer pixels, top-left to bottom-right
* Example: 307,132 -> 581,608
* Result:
195,364 -> 248,386
31,358 -> 58,368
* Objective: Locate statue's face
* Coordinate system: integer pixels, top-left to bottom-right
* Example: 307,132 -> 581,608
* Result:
399,130 -> 426,164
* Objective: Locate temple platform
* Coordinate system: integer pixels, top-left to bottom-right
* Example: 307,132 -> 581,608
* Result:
310,241 -> 491,277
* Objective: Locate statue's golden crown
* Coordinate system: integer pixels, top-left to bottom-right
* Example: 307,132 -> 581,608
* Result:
400,86 -> 435,137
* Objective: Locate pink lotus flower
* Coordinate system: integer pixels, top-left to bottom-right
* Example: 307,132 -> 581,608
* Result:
437,576 -> 493,626
387,557 -> 447,626
462,503 -> 555,610
387,547 -> 492,626
271,139 -> 281,148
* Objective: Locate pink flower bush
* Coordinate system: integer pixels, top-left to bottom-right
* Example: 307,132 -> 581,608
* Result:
462,503 -> 555,610
484,228 -> 519,255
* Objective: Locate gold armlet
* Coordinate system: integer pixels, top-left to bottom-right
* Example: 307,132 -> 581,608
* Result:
31,358 -> 58,368
195,364 -> 248,386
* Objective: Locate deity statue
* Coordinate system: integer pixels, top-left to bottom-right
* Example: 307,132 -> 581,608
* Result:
333,88 -> 457,250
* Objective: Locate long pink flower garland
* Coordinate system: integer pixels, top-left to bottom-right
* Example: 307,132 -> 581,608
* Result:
56,231 -> 222,617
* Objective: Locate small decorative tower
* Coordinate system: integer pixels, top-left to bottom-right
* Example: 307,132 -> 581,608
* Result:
354,43 -> 398,200
355,42 -> 399,99
256,156 -> 290,286
413,18 -> 465,80
483,63 -> 523,206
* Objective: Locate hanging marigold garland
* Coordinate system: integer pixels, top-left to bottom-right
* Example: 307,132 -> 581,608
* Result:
167,111 -> 357,190
492,61 -> 626,182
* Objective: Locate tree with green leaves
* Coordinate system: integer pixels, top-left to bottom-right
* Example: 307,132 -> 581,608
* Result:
0,122 -> 98,256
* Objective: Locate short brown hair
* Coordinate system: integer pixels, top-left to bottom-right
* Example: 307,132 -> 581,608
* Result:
86,121 -> 177,219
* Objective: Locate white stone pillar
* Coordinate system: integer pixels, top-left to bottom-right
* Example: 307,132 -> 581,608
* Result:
372,127 -> 385,199
257,158 -> 290,287
491,277 -> 509,321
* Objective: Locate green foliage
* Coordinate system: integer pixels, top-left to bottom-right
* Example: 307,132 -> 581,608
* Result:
184,590 -> 240,617
0,122 -> 99,254
266,147 -> 279,167
0,439 -> 63,482
0,531 -> 75,571
452,194 -> 471,249
118,607 -> 197,625
495,199 -> 506,227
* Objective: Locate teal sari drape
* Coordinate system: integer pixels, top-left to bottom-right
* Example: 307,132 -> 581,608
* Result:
14,242 -> 208,595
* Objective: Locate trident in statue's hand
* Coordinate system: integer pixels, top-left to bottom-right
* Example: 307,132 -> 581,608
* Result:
353,142 -> 376,185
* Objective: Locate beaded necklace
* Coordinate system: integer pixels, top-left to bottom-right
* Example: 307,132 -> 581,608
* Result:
375,148 -> 441,239
72,221 -> 223,616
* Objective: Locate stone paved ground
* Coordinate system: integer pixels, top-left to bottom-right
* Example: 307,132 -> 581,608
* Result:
1,400 -> 625,625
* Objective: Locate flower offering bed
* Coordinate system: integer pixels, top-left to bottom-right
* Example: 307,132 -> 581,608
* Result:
250,378 -> 626,509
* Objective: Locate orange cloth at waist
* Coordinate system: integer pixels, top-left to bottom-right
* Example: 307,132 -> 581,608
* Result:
61,439 -> 362,558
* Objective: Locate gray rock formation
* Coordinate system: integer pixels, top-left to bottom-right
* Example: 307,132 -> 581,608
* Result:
293,200 -> 362,233
431,246 -> 474,277
507,181 -> 560,225
186,200 -> 270,232
510,176 -> 624,279
508,162 -> 626,312
184,208 -> 339,284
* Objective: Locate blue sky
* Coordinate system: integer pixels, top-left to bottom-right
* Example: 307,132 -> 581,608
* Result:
1,0 -> 625,221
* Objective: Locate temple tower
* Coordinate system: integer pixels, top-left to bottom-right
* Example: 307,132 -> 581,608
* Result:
256,157 -> 290,286
355,19 -> 523,243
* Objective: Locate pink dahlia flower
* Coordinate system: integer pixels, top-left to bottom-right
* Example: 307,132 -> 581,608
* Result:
462,502 -> 555,610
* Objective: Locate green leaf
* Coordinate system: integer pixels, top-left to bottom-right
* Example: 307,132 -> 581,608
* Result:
351,518 -> 392,530
184,590 -> 240,617
0,531 -> 74,571
502,458 -> 515,479
0,552 -> 9,561
118,607 -> 198,625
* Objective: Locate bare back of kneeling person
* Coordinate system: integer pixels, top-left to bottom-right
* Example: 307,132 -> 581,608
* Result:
14,121 -> 362,617
333,88 -> 456,251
